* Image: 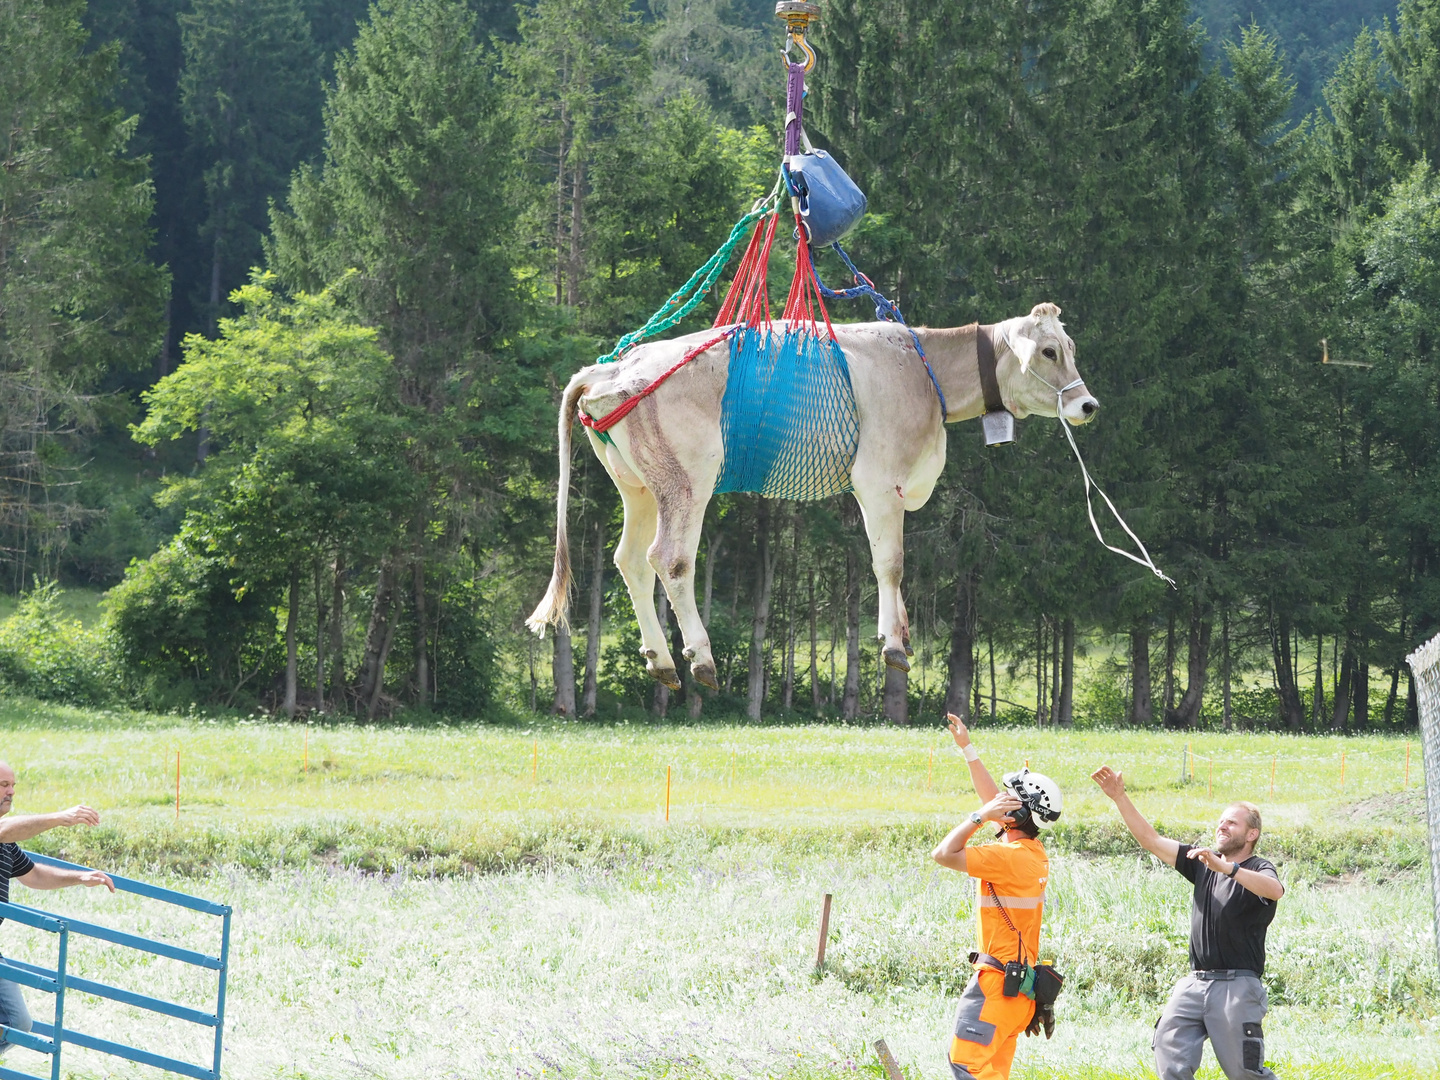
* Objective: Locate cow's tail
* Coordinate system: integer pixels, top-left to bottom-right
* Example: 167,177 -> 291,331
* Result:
526,371 -> 590,636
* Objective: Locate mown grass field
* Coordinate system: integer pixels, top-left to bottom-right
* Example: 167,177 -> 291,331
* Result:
0,699 -> 1432,1079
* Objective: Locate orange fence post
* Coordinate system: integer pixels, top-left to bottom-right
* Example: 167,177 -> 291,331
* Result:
928,746 -> 934,791
1406,742 -> 1411,788
1340,749 -> 1346,789
815,893 -> 833,969
175,750 -> 181,821
532,738 -> 538,782
1270,753 -> 1276,797
665,765 -> 672,822
304,726 -> 309,774
1208,757 -> 1213,798
731,749 -> 736,785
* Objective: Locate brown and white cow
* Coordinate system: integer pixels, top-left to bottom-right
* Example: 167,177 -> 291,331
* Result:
527,303 -> 1098,691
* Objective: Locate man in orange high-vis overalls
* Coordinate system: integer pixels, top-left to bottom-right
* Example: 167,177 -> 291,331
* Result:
932,715 -> 1063,1080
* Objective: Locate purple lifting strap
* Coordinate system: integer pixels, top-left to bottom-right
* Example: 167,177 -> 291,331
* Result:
784,62 -> 806,156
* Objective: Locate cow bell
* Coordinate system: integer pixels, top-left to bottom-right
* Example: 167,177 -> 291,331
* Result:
982,409 -> 1016,446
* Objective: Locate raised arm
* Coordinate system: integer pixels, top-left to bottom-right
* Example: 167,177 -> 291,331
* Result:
0,805 -> 100,844
1090,765 -> 1180,866
932,791 -> 1023,873
947,714 -> 1000,802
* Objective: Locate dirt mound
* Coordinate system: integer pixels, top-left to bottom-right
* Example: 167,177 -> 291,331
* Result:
1339,788 -> 1427,822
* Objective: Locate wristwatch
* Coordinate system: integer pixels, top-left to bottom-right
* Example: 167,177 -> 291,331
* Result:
1226,860 -> 1240,878
968,811 -> 984,826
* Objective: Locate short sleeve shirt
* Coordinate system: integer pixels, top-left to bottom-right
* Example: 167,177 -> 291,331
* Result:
0,844 -> 33,925
1174,844 -> 1279,974
965,837 -> 1049,963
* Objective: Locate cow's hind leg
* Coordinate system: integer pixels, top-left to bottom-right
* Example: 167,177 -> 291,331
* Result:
852,489 -> 911,672
589,432 -> 679,689
651,489 -> 718,691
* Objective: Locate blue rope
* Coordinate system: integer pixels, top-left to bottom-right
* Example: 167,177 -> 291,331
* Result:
815,242 -> 949,421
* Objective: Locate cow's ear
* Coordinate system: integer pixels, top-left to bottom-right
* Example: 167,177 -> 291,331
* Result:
1009,334 -> 1037,373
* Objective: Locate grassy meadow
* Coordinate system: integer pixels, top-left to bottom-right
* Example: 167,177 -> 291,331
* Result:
0,699 -> 1432,1079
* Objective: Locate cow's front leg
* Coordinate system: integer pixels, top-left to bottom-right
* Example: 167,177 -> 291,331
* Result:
852,490 -> 910,671
651,489 -> 718,691
609,471 -> 679,690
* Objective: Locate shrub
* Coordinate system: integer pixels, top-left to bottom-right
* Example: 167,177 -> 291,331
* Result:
103,536 -> 281,707
0,581 -> 114,705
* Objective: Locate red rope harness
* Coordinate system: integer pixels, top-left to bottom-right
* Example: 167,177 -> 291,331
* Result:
578,330 -> 736,436
782,214 -> 836,340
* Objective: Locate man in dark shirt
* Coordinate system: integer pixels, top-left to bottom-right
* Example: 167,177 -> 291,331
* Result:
0,762 -> 114,1054
1092,765 -> 1283,1080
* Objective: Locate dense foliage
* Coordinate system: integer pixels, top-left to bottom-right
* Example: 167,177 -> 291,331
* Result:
2,0 -> 1438,730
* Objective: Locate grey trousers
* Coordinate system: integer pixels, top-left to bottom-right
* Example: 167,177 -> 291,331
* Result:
0,974 -> 32,1055
1153,970 -> 1276,1080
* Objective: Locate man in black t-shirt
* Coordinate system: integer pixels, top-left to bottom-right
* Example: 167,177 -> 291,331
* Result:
1092,765 -> 1283,1080
0,762 -> 114,1054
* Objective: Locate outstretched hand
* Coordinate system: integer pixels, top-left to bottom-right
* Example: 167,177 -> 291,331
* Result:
947,713 -> 971,749
76,870 -> 115,893
59,805 -> 100,828
1090,765 -> 1125,801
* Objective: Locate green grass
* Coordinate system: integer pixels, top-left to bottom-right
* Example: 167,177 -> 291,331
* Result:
0,699 -> 1431,1078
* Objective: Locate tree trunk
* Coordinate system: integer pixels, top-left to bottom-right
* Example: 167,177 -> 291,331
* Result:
1058,617 -> 1074,727
553,622 -> 575,715
1384,666 -> 1400,725
1130,624 -> 1153,725
314,558 -> 327,714
1221,609 -> 1232,731
945,569 -> 976,720
1163,612 -> 1176,716
842,543 -> 861,721
1406,667 -> 1419,728
809,569 -> 821,710
283,564 -> 300,719
988,633 -> 997,722
1171,611 -> 1212,728
1332,645 -> 1355,732
1354,662 -> 1369,728
1270,606 -> 1304,731
413,555 -> 428,706
883,663 -> 908,725
567,161 -> 584,307
197,238 -> 222,464
357,557 -> 397,708
1034,617 -> 1046,726
328,553 -> 345,706
1312,636 -> 1326,727
1050,616 -> 1062,726
782,534 -> 796,711
583,520 -> 604,717
367,616 -> 397,721
655,586 -> 672,718
746,500 -> 777,721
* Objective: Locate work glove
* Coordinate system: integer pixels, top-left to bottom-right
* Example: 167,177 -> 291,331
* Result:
1025,1004 -> 1055,1039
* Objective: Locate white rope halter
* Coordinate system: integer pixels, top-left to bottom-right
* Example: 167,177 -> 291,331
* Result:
1027,365 -> 1175,587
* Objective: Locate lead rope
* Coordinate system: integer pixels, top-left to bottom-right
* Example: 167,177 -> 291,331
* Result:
1027,365 -> 1176,587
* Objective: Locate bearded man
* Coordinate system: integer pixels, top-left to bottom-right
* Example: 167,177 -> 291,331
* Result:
1091,765 -> 1283,1080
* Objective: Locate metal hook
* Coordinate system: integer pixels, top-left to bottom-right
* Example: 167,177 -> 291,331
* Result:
784,31 -> 817,71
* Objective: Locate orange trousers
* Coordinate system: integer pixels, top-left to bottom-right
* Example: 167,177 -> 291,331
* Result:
948,968 -> 1037,1080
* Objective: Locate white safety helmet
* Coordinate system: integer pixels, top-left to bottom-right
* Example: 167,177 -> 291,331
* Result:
1002,767 -> 1063,829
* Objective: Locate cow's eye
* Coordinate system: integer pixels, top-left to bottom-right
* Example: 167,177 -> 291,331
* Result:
1042,347 -> 1057,361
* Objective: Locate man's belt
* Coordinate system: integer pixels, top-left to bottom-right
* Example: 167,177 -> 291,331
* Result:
968,951 -> 1008,971
1192,968 -> 1260,981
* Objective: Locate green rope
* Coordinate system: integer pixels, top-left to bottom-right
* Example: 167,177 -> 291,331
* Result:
595,206 -> 771,365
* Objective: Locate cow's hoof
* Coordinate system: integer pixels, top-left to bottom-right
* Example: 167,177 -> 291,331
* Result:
692,663 -> 719,691
882,646 -> 911,673
647,663 -> 682,691
905,644 -> 915,657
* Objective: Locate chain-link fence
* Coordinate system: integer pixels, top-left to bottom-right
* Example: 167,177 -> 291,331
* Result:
1406,632 -> 1440,974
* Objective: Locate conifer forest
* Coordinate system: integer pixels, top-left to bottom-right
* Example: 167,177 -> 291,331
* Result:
3,0 -> 1439,732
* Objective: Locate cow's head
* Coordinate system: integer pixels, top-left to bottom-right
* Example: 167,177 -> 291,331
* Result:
998,303 -> 1099,425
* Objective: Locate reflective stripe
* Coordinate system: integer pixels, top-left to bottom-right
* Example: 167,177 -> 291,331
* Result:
979,892 -> 1045,909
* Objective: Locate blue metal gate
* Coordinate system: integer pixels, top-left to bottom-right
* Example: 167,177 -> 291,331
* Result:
0,852 -> 231,1080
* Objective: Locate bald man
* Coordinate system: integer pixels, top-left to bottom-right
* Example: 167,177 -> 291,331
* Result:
0,761 -> 113,1054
